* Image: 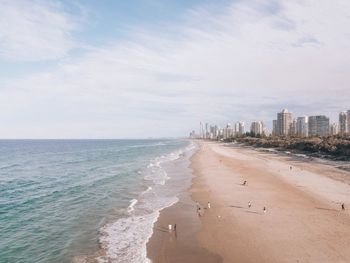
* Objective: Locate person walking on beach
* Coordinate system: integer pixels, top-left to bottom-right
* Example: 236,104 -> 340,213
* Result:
263,207 -> 267,214
342,203 -> 345,210
174,224 -> 177,238
196,202 -> 202,216
207,202 -> 211,209
248,201 -> 251,208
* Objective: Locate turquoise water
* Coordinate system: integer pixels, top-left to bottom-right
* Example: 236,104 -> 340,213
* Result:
0,139 -> 191,263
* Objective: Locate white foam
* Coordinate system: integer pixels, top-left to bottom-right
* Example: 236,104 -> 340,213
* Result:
100,194 -> 179,263
127,199 -> 138,213
99,213 -> 156,263
98,140 -> 196,263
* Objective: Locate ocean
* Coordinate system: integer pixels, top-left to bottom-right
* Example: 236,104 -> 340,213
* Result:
0,139 -> 195,263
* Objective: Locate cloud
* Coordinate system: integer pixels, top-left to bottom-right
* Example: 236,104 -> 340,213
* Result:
0,0 -> 80,61
1,0 -> 350,138
293,35 -> 322,47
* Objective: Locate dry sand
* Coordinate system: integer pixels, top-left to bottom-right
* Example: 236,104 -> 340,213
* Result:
147,141 -> 350,263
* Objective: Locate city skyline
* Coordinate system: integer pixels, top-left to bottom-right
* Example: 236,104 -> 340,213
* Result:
194,107 -> 350,139
1,0 -> 350,138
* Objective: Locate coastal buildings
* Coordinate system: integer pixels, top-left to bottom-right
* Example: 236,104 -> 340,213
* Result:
196,107 -> 348,141
339,111 -> 347,134
272,120 -> 277,136
239,122 -> 245,135
205,123 -> 209,139
308,115 -> 330,137
296,116 -> 308,137
235,122 -> 245,136
330,123 -> 339,135
223,123 -> 234,139
276,109 -> 293,136
289,119 -> 297,136
347,110 -> 350,133
209,125 -> 218,139
250,121 -> 264,135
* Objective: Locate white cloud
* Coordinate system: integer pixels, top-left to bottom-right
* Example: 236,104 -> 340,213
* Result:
0,0 -> 79,61
1,0 -> 350,138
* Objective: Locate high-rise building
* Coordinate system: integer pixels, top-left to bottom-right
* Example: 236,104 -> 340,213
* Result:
296,116 -> 308,137
223,123 -> 234,139
272,120 -> 277,136
339,111 -> 347,134
308,115 -> 330,137
234,122 -> 239,135
238,122 -> 245,135
347,110 -> 350,134
330,123 -> 339,135
234,122 -> 245,135
277,109 -> 293,136
289,118 -> 297,136
189,130 -> 196,138
250,121 -> 264,135
205,123 -> 209,139
209,125 -> 218,139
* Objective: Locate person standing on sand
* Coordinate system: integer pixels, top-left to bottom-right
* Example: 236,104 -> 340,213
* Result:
263,207 -> 267,214
248,201 -> 251,208
207,202 -> 211,209
342,203 -> 345,210
174,224 -> 177,239
242,180 -> 247,186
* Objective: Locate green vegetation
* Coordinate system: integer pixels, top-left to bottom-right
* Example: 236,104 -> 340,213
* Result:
224,134 -> 350,161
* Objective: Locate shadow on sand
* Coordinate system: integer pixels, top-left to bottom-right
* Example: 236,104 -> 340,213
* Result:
243,210 -> 261,215
315,207 -> 339,212
229,205 -> 245,209
154,227 -> 170,233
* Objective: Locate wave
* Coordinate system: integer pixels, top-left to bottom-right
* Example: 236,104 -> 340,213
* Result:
127,199 -> 138,213
0,163 -> 20,170
97,140 -> 196,263
127,141 -> 171,149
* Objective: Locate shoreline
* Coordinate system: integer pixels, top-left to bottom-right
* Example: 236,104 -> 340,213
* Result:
147,140 -> 350,262
146,142 -> 222,263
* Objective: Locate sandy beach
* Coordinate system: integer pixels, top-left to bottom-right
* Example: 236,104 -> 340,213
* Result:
147,141 -> 350,263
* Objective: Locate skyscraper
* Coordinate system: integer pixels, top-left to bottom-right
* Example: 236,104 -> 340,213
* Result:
330,123 -> 339,135
272,120 -> 277,136
296,116 -> 308,137
308,115 -> 330,137
205,123 -> 209,139
235,121 -> 245,135
250,121 -> 264,135
223,123 -> 234,139
289,118 -> 297,136
339,111 -> 347,134
347,110 -> 350,134
277,109 -> 293,136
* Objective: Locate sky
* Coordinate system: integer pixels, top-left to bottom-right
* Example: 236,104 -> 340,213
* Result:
0,0 -> 349,138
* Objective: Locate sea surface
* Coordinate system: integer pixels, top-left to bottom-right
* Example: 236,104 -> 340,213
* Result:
0,139 -> 194,263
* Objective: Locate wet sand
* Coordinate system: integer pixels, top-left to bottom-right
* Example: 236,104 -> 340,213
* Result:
147,141 -> 350,263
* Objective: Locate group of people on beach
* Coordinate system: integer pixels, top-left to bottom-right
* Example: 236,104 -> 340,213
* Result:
242,180 -> 267,214
168,223 -> 177,236
242,178 -> 346,213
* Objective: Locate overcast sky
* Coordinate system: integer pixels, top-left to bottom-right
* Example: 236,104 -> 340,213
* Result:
0,0 -> 349,138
